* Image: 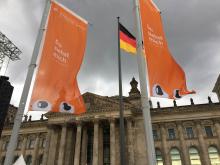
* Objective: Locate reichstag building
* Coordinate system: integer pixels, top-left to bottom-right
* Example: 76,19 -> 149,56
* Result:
1,76 -> 220,165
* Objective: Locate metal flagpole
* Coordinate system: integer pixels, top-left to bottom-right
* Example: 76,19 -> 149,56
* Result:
133,0 -> 156,164
117,17 -> 126,165
4,0 -> 51,164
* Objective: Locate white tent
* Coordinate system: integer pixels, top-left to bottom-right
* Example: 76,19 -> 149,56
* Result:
13,155 -> 26,165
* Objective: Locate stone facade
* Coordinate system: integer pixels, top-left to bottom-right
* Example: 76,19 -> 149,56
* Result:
1,77 -> 220,165
3,105 -> 17,126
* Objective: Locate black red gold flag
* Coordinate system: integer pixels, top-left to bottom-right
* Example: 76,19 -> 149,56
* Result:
119,23 -> 137,54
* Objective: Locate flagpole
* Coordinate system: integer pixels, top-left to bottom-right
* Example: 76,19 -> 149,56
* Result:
133,0 -> 156,164
117,17 -> 127,165
4,0 -> 51,164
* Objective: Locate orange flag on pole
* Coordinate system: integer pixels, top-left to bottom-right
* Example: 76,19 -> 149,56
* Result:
139,0 -> 195,99
29,1 -> 88,114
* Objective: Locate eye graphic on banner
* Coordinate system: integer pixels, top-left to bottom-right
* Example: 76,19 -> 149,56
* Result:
173,89 -> 182,99
32,100 -> 52,111
29,1 -> 88,114
139,0 -> 195,99
152,84 -> 168,98
59,102 -> 75,113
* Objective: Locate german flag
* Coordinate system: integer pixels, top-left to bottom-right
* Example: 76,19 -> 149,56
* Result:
119,23 -> 137,54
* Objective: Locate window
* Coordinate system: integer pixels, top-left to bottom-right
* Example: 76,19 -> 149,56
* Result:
205,126 -> 213,137
103,125 -> 110,165
26,138 -> 35,149
153,130 -> 159,140
168,128 -> 176,140
170,148 -> 182,165
189,147 -> 201,165
41,138 -> 46,148
2,141 -> 9,151
25,155 -> 32,165
16,140 -> 22,150
38,154 -> 43,165
208,146 -> 220,165
186,127 -> 194,139
1,156 -> 5,165
155,149 -> 163,165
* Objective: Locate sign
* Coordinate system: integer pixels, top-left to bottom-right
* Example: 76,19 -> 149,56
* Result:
29,1 -> 88,114
139,0 -> 194,99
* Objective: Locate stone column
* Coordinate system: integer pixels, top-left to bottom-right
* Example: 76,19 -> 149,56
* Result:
196,121 -> 211,165
160,124 -> 171,165
32,134 -> 40,165
115,124 -> 120,165
47,126 -> 59,165
177,122 -> 190,165
127,119 -> 134,165
133,119 -> 148,165
21,135 -> 28,156
81,126 -> 88,165
110,119 -> 116,165
42,126 -> 52,165
0,141 -> 3,156
214,119 -> 220,146
65,126 -> 74,165
0,138 -> 3,157
93,120 -> 99,165
98,125 -> 103,165
74,123 -> 82,165
58,124 -> 67,165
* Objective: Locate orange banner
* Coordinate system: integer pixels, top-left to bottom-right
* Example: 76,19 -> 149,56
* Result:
139,0 -> 194,99
29,1 -> 88,114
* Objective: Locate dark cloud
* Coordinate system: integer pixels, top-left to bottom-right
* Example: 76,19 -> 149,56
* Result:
0,0 -> 220,111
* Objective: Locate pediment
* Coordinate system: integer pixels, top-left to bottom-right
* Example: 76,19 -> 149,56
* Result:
82,92 -> 136,112
44,92 -> 137,118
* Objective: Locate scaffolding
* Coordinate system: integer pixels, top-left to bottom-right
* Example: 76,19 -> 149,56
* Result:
0,31 -> 21,72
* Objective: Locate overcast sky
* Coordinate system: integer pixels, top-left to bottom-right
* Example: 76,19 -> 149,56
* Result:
0,0 -> 220,118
